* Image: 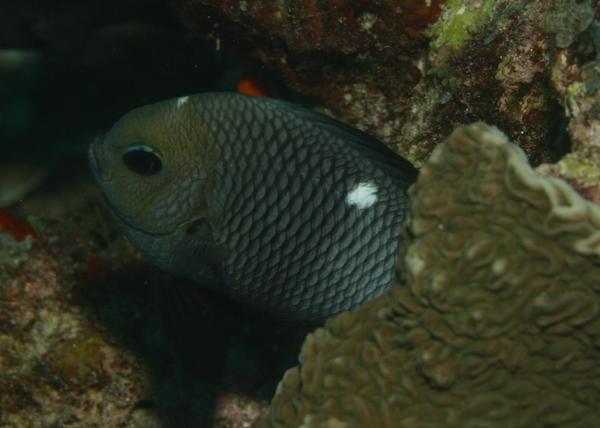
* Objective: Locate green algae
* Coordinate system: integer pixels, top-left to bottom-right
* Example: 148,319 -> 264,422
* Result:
558,149 -> 600,187
427,0 -> 501,59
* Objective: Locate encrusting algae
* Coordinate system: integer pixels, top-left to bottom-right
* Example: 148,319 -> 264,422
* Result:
258,123 -> 600,428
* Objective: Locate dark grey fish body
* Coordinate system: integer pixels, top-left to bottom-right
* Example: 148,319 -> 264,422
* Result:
88,93 -> 417,322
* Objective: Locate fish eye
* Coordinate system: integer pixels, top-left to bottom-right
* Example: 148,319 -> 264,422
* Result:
122,144 -> 162,176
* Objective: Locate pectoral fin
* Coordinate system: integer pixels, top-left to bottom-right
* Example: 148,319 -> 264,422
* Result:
171,218 -> 230,287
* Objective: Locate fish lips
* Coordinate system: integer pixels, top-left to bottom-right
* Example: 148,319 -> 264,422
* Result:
87,136 -> 109,182
100,185 -> 187,239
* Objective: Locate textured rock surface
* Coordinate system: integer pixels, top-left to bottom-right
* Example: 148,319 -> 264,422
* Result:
0,201 -> 270,427
258,123 -> 600,427
169,0 -> 441,92
168,0 -> 599,169
537,19 -> 600,203
0,217 -> 155,427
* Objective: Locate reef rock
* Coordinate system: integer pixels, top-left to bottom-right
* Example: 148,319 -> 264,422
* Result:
0,206 -> 268,427
168,0 -> 600,169
0,228 -> 154,427
258,123 -> 600,428
537,18 -> 600,204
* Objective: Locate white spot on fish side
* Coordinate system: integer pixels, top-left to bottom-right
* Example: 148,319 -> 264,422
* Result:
492,258 -> 507,275
406,245 -> 425,278
346,181 -> 378,209
176,96 -> 189,109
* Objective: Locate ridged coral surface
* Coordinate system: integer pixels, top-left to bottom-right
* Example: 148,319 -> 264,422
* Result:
258,123 -> 600,427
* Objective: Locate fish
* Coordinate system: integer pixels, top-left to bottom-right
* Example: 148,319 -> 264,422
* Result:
88,92 -> 417,322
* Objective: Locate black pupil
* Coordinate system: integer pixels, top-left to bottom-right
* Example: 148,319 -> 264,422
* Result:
123,148 -> 162,176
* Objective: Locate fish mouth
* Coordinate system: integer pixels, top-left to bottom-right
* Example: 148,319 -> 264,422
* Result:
102,193 -> 190,238
87,137 -> 107,182
101,194 -> 171,237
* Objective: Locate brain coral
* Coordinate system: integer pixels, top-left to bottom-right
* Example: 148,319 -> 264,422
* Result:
258,123 -> 600,428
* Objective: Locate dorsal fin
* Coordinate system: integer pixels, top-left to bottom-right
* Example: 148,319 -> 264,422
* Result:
264,96 -> 419,184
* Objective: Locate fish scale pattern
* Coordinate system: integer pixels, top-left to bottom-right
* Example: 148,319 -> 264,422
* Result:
91,93 -> 415,323
200,94 -> 412,321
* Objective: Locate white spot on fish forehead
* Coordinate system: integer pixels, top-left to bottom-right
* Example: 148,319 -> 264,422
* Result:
346,181 -> 378,209
176,96 -> 189,109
